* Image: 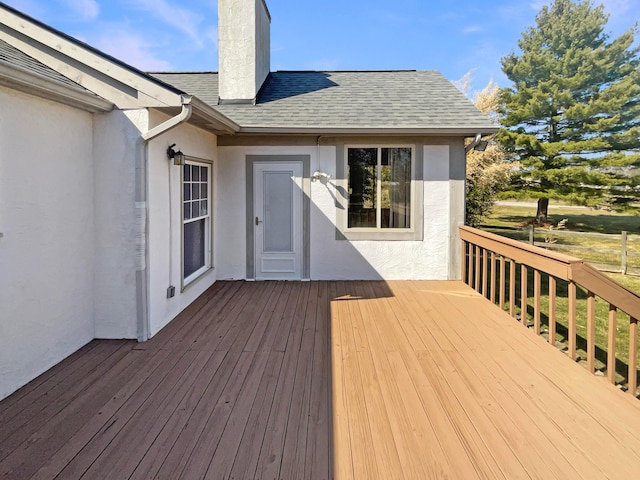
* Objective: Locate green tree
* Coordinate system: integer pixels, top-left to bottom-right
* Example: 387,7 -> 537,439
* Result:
499,0 -> 640,220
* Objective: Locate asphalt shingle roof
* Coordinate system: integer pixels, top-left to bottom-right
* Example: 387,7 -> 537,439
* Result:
151,70 -> 496,132
0,38 -> 98,95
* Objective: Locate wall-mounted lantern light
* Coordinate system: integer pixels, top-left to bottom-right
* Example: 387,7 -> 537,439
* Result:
312,170 -> 331,182
167,143 -> 185,166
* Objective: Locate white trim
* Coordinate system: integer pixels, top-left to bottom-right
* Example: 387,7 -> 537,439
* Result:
181,158 -> 213,289
344,144 -> 416,235
0,62 -> 113,112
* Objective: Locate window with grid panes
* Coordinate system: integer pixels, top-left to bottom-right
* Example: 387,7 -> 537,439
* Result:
183,160 -> 211,283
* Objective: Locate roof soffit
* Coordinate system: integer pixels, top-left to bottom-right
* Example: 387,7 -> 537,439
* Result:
0,60 -> 113,112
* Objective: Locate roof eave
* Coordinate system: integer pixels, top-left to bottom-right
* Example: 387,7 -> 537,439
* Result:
0,61 -> 113,113
190,96 -> 240,134
235,126 -> 500,135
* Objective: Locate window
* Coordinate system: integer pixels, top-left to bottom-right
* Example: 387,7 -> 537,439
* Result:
347,147 -> 412,230
183,160 -> 211,285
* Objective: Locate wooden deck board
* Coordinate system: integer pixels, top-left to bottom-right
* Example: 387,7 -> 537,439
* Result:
2,280 -> 640,479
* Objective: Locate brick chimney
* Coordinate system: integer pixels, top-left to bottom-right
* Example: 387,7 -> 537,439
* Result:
218,0 -> 271,104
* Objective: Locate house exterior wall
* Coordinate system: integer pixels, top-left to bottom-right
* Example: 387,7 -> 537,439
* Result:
0,86 -> 96,400
216,138 -> 465,281
146,110 -> 218,337
92,110 -> 142,339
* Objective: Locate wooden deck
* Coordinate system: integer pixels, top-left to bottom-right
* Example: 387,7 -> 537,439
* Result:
2,280 -> 640,479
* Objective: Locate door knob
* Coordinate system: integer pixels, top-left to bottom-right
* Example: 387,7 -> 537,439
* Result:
255,216 -> 263,226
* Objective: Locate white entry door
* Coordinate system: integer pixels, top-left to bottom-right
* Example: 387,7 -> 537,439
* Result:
254,162 -> 303,280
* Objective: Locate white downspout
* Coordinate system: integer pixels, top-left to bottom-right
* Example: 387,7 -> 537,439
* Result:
135,95 -> 193,342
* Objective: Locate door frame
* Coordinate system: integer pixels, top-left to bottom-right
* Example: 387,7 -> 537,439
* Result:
245,155 -> 311,280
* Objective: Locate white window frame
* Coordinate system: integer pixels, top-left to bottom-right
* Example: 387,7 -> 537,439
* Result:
181,158 -> 213,289
345,144 -> 416,234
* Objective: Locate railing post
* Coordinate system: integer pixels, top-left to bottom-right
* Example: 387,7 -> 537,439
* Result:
529,224 -> 535,245
621,231 -> 628,275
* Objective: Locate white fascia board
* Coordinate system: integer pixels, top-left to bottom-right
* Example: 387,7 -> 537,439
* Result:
0,9 -> 182,108
191,96 -> 240,134
0,61 -> 113,112
236,126 -> 500,135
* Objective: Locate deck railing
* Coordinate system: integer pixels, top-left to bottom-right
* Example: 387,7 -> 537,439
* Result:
460,225 -> 640,397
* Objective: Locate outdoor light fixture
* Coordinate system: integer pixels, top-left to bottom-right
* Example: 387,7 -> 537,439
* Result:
465,133 -> 489,153
167,143 -> 185,166
312,170 -> 331,181
474,140 -> 489,152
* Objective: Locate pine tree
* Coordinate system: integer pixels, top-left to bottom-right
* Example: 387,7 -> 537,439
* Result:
499,0 -> 640,219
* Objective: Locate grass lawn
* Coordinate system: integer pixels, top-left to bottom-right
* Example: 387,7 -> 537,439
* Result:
479,202 -> 640,395
484,203 -> 640,279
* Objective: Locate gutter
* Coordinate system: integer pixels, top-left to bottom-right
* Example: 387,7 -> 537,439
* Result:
142,95 -> 193,141
236,126 -> 499,135
135,95 -> 193,342
0,62 -> 113,113
190,96 -> 240,134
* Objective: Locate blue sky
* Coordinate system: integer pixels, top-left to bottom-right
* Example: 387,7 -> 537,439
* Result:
3,0 -> 639,94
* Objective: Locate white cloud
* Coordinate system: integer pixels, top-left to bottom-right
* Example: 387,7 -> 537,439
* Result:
59,0 -> 99,21
93,29 -> 172,71
462,25 -> 485,34
128,0 -> 204,47
204,26 -> 218,50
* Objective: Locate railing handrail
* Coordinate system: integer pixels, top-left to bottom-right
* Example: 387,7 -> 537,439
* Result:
460,225 -> 640,320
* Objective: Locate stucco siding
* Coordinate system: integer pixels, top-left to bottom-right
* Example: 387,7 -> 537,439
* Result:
0,86 -> 96,399
217,140 -> 464,281
92,110 -> 141,339
146,111 -> 218,337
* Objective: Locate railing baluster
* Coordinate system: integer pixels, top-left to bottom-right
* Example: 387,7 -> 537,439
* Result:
475,245 -> 481,292
568,281 -> 577,360
608,305 -> 617,384
630,317 -> 638,396
587,291 -> 596,373
549,276 -> 556,345
499,256 -> 506,310
482,248 -> 488,297
462,240 -> 467,284
509,259 -> 516,318
467,241 -> 474,287
490,252 -> 496,304
521,264 -> 528,326
534,269 -> 541,335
